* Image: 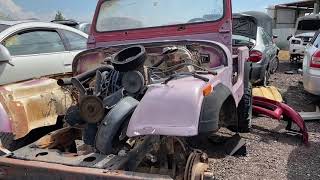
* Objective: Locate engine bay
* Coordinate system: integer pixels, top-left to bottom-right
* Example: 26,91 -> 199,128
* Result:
57,42 -> 228,149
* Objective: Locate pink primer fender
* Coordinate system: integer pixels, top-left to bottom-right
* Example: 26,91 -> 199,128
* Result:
0,102 -> 11,133
126,77 -> 207,137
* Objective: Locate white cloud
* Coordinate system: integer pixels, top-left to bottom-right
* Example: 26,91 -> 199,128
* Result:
0,0 -> 36,20
0,1 -> 95,22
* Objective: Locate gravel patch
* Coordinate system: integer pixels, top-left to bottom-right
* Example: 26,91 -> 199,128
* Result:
208,62 -> 320,180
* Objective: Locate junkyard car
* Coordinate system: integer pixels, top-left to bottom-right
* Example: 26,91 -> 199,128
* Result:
303,30 -> 320,95
0,20 -> 88,85
0,0 -> 252,179
0,20 -> 88,150
288,14 -> 320,63
233,11 -> 279,86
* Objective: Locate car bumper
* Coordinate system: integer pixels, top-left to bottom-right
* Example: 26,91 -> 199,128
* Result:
303,72 -> 320,95
289,43 -> 305,55
289,49 -> 305,56
251,63 -> 266,83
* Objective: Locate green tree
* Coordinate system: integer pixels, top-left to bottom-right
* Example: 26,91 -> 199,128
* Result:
54,11 -> 65,21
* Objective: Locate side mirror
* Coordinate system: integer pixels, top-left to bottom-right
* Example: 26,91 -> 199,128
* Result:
287,35 -> 293,41
0,44 -> 13,66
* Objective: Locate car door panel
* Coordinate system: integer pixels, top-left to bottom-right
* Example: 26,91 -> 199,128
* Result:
0,52 -> 66,85
0,29 -> 68,85
63,50 -> 84,73
59,30 -> 88,73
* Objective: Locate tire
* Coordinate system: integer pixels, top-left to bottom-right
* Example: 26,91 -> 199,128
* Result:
0,133 -> 26,151
289,55 -> 294,63
270,57 -> 279,74
257,67 -> 270,86
237,83 -> 253,133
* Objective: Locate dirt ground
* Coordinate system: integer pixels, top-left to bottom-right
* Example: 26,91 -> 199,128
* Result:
207,61 -> 320,180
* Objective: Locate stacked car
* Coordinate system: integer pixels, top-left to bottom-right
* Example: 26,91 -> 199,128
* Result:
233,11 -> 279,86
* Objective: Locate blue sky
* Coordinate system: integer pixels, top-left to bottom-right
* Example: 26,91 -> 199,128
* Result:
0,0 -> 296,22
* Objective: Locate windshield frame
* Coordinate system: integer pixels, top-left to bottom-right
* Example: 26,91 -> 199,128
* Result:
94,0 -> 226,33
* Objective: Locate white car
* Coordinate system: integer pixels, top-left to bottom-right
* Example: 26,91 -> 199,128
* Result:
0,20 -> 88,85
303,30 -> 320,95
288,14 -> 320,63
51,19 -> 91,34
289,32 -> 315,63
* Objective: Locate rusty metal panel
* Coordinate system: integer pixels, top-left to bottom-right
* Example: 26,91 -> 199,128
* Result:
0,157 -> 173,180
72,48 -> 108,75
0,78 -> 73,139
10,136 -> 158,170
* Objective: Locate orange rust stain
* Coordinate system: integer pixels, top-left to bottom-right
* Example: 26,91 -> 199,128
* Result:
0,78 -> 73,139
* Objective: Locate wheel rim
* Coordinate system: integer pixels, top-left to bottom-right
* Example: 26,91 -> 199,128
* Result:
248,96 -> 253,128
272,58 -> 279,73
272,59 -> 276,73
263,72 -> 267,86
184,152 -> 209,180
263,69 -> 270,86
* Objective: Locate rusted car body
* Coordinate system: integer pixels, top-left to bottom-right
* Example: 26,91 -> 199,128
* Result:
0,157 -> 172,180
0,78 -> 73,139
0,0 -> 252,179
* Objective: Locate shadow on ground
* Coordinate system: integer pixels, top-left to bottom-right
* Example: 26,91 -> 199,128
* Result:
287,122 -> 320,180
277,61 -> 301,73
186,129 -> 250,159
249,124 -> 303,146
283,84 -> 318,112
187,133 -> 233,159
